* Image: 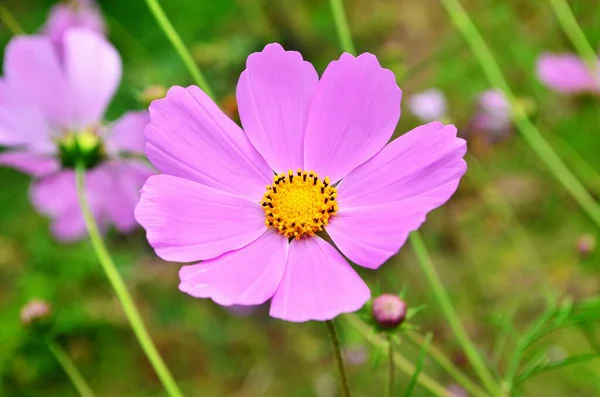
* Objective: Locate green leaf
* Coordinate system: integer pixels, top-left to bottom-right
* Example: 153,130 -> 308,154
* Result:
514,353 -> 600,385
403,333 -> 432,397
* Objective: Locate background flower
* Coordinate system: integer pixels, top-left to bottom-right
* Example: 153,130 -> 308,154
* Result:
0,29 -> 152,241
406,88 -> 447,122
536,53 -> 600,94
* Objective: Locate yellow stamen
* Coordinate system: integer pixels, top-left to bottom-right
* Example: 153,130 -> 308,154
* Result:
262,169 -> 338,239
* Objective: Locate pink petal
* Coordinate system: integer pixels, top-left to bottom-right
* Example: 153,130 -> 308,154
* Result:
0,80 -> 54,151
43,3 -> 105,50
269,236 -> 370,322
105,111 -> 149,155
536,53 -> 600,94
179,229 -> 288,306
145,85 -> 273,200
237,43 -> 318,173
134,174 -> 267,262
98,160 -> 154,233
303,53 -> 401,183
3,35 -> 70,126
327,122 -> 466,269
63,29 -> 121,129
30,169 -> 105,241
0,151 -> 59,177
50,208 -> 89,241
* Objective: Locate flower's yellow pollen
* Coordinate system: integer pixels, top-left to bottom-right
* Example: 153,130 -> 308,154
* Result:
262,169 -> 338,239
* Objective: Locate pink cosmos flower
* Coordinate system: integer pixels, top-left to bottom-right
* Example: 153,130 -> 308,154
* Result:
406,89 -> 447,123
536,53 -> 600,94
43,0 -> 105,54
470,89 -> 512,141
135,44 -> 467,322
0,29 -> 152,241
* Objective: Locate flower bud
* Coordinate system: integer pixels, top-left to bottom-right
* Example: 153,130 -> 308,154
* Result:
577,234 -> 596,257
372,294 -> 407,329
20,299 -> 52,327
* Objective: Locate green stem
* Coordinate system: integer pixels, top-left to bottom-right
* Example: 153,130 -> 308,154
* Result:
325,320 -> 351,397
74,164 -> 183,397
548,0 -> 599,84
46,338 -> 96,397
438,0 -> 600,230
404,330 -> 490,397
344,314 -> 448,397
327,0 -> 356,54
409,232 -> 500,395
0,5 -> 24,34
387,335 -> 394,397
144,0 -> 215,99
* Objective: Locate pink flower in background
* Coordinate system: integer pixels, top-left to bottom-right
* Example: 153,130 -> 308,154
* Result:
470,89 -> 512,141
0,29 -> 152,241
43,0 -> 105,53
407,89 -> 447,122
135,44 -> 466,322
536,53 -> 600,94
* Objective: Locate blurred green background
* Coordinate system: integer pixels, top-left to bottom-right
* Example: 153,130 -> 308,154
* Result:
1,0 -> 600,396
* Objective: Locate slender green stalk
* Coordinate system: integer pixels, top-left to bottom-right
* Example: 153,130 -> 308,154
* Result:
75,164 -> 183,397
144,0 -> 215,99
325,320 -> 351,397
404,333 -> 432,397
387,335 -> 395,397
548,0 -> 599,83
409,232 -> 500,395
0,5 -> 24,34
404,330 -> 489,397
345,314 -> 448,397
46,338 -> 96,397
327,0 -> 356,54
438,0 -> 600,230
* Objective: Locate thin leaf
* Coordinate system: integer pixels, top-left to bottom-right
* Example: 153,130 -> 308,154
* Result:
403,333 -> 432,397
514,353 -> 600,385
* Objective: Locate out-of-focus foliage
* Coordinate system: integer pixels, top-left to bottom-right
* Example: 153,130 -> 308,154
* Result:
1,0 -> 600,396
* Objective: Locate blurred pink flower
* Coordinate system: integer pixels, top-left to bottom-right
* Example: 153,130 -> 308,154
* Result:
135,43 -> 467,322
0,29 -> 152,241
446,384 -> 468,397
43,0 -> 105,54
536,53 -> 600,94
407,89 -> 447,122
470,89 -> 512,141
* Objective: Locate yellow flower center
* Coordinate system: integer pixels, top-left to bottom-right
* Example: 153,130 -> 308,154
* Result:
57,130 -> 106,169
262,170 -> 338,239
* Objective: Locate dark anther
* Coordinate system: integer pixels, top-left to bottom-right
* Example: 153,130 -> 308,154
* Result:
303,174 -> 307,182
313,177 -> 318,185
291,222 -> 296,227
320,187 -> 325,194
273,186 -> 277,193
268,221 -> 274,226
327,209 -> 335,213
289,174 -> 293,182
262,202 -> 267,207
297,170 -> 301,176
324,198 -> 329,203
268,203 -> 273,208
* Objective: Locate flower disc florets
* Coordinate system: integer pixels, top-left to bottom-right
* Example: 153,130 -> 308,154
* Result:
58,130 -> 106,169
262,169 -> 338,239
